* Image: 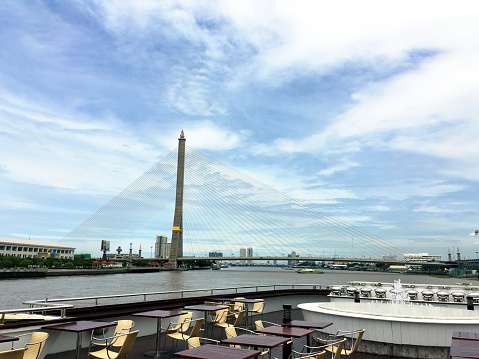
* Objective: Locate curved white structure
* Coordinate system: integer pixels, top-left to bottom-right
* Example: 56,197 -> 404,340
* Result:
299,302 -> 479,359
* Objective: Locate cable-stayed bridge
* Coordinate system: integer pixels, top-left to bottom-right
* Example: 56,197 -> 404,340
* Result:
60,131 -> 416,267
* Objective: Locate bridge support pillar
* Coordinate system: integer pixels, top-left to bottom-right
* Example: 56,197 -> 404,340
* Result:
169,130 -> 186,268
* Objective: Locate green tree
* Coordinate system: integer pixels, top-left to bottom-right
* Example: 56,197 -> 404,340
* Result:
19,259 -> 33,267
2,260 -> 13,268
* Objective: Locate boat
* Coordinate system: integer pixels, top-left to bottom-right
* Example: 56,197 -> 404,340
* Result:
297,268 -> 323,274
0,281 -> 473,358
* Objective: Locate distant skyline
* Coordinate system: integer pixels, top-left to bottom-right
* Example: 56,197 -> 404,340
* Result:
1,1 -> 478,259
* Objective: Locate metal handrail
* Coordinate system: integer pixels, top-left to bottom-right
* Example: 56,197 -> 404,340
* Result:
24,284 -> 324,306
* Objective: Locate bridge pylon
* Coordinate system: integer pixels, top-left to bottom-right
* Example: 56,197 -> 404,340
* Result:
168,130 -> 186,268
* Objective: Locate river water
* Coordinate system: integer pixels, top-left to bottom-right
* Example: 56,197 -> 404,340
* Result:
1,267 -> 478,310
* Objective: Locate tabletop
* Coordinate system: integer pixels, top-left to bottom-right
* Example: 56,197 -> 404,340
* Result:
43,320 -> 116,333
132,310 -> 186,319
451,332 -> 479,359
210,297 -> 264,304
283,320 -> 333,330
184,304 -> 227,312
0,334 -> 19,344
222,334 -> 289,348
256,326 -> 314,338
452,332 -> 479,341
174,344 -> 262,359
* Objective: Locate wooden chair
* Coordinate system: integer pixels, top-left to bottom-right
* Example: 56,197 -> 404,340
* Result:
0,349 -> 26,359
12,332 -> 49,359
161,312 -> 192,333
250,299 -> 265,320
233,297 -> 245,312
166,318 -> 204,350
324,329 -> 365,358
215,310 -> 245,334
90,320 -> 135,351
301,338 -> 346,359
186,337 -> 220,349
88,330 -> 139,359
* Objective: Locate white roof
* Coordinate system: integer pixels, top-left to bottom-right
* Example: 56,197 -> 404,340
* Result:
0,237 -> 75,249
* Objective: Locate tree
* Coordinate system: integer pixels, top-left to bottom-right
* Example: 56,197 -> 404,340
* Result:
19,259 -> 33,267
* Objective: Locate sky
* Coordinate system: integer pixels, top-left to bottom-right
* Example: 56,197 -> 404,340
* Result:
1,0 -> 479,260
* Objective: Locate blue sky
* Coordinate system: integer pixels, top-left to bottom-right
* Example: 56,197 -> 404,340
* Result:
1,0 -> 478,259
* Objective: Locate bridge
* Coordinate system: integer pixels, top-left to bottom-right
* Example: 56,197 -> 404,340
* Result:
60,130 -> 420,268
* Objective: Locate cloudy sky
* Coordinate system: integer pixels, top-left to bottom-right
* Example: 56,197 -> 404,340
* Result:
1,0 -> 478,259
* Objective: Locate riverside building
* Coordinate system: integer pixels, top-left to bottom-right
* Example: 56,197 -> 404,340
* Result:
0,237 -> 75,259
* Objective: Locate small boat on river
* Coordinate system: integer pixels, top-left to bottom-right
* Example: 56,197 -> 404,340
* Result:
297,268 -> 323,274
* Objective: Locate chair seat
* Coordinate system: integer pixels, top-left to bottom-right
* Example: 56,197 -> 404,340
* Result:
89,348 -> 122,359
167,332 -> 191,340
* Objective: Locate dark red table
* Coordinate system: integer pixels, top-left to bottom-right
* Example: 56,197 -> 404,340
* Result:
256,325 -> 314,358
43,320 -> 116,359
451,331 -> 479,359
222,333 -> 289,349
133,309 -> 186,358
0,334 -> 19,344
283,320 -> 333,345
174,344 -> 262,359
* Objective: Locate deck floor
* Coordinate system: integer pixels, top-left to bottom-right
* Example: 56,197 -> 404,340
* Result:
43,309 -> 412,359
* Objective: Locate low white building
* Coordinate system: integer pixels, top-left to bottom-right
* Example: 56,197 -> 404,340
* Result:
404,252 -> 442,270
404,252 -> 442,262
0,237 -> 75,259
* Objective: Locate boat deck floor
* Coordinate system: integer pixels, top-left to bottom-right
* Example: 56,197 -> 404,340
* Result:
43,309 -> 411,359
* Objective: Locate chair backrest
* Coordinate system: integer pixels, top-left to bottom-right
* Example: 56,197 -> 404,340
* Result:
233,297 -> 245,311
0,348 -> 26,359
189,318 -> 204,338
114,320 -> 134,336
214,308 -> 229,324
252,300 -> 264,313
178,318 -> 193,333
233,310 -> 245,327
115,330 -> 139,358
24,332 -> 49,359
225,327 -> 241,348
254,320 -> 264,330
225,303 -> 236,318
171,312 -> 193,332
111,320 -> 134,347
187,337 -> 201,349
349,329 -> 365,353
332,339 -> 346,359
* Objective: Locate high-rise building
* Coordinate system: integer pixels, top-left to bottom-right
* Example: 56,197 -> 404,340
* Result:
155,235 -> 169,258
247,247 -> 253,265
239,247 -> 246,264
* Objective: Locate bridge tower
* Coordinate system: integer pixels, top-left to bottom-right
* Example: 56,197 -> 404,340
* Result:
169,130 -> 186,268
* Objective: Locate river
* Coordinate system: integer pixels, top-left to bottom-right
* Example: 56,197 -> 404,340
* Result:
1,267 -> 478,310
